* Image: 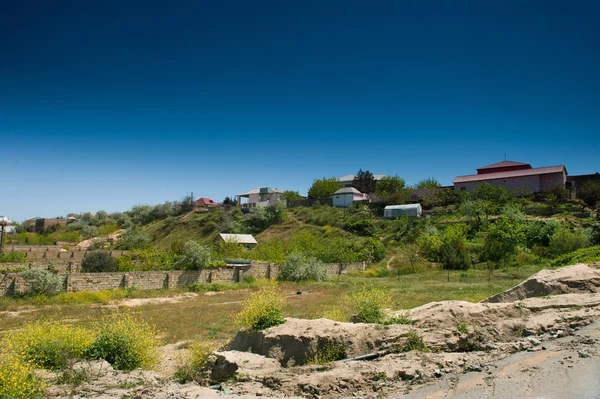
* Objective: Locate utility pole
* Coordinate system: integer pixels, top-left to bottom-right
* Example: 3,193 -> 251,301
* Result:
0,216 -> 9,254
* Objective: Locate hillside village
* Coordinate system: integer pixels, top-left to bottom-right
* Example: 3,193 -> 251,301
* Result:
1,160 -> 600,399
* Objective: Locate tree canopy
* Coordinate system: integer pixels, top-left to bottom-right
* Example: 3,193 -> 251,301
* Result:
375,175 -> 406,198
308,177 -> 340,199
281,190 -> 303,201
352,169 -> 376,194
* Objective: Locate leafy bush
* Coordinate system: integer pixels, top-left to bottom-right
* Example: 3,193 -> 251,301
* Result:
345,285 -> 391,324
173,340 -> 216,383
116,249 -> 175,272
0,251 -> 27,263
577,180 -> 600,206
525,221 -> 560,247
311,340 -> 348,364
212,239 -> 246,259
176,241 -> 211,270
5,320 -> 94,370
0,352 -> 44,399
205,259 -> 227,269
550,245 -> 600,267
278,251 -> 327,282
85,313 -> 159,371
120,228 -> 151,250
400,330 -> 429,352
19,268 -> 63,296
343,218 -> 375,236
236,286 -> 286,331
483,218 -> 525,263
81,251 -> 118,273
548,228 -> 590,257
248,201 -> 286,232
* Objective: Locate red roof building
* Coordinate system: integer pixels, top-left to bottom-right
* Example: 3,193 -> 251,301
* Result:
454,161 -> 567,193
195,197 -> 219,207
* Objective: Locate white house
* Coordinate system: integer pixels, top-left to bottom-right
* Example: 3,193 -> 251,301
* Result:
236,187 -> 284,208
332,187 -> 368,207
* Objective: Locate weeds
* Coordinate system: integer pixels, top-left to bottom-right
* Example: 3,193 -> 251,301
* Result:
85,313 -> 160,371
236,286 -> 286,331
456,320 -> 469,334
173,340 -> 216,383
5,320 -> 94,370
346,285 -> 391,324
0,352 -> 44,399
400,330 -> 429,352
311,340 -> 348,364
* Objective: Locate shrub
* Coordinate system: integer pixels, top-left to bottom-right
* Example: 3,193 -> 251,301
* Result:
548,228 -> 590,257
343,218 -> 375,236
247,201 -> 287,232
173,340 -> 216,383
120,228 -> 151,250
550,245 -> 600,267
400,330 -> 429,352
0,352 -> 44,399
205,259 -> 227,269
278,251 -> 327,282
0,251 -> 27,263
345,285 -> 391,324
176,241 -> 211,270
116,249 -> 175,272
85,313 -> 159,371
19,268 -> 63,296
311,340 -> 348,364
236,286 -> 286,331
81,251 -> 118,273
6,320 -> 94,370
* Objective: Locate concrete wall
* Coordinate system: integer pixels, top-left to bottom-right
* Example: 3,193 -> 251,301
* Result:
0,261 -> 367,296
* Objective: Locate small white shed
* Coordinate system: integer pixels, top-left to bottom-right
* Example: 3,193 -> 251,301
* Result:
218,234 -> 258,249
384,204 -> 422,218
333,187 -> 366,207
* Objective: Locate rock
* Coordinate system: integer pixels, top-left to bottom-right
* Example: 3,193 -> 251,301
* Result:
484,264 -> 600,303
71,360 -> 113,377
527,337 -> 542,346
211,351 -> 281,382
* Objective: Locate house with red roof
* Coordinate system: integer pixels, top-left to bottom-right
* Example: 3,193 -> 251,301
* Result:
453,160 -> 567,193
195,197 -> 219,207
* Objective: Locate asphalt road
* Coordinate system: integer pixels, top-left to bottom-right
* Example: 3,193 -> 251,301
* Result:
397,321 -> 600,399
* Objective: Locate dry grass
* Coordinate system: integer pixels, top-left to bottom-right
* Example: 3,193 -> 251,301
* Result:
0,266 -> 541,345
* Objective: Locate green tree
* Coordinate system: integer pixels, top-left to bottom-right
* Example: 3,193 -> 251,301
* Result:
352,169 -> 376,194
375,175 -> 406,198
483,219 -> 525,263
81,251 -> 118,273
577,180 -> 600,207
308,177 -> 340,199
176,241 -> 211,270
439,224 -> 471,271
281,190 -> 303,201
414,177 -> 441,189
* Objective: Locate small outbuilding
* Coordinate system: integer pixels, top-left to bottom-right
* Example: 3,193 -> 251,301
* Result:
384,204 -> 422,218
218,233 -> 258,249
332,187 -> 367,207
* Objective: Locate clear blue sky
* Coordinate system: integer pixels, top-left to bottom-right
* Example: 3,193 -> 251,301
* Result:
1,0 -> 599,222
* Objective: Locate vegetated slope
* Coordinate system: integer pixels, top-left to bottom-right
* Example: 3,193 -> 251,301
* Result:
139,207 -> 368,253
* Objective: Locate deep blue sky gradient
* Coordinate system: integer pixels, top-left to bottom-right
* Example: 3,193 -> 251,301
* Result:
1,0 -> 599,221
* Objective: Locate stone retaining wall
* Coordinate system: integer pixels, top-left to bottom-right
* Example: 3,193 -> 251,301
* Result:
0,260 -> 366,296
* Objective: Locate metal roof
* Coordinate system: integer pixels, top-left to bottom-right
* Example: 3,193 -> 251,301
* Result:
237,187 -> 284,197
384,204 -> 422,210
334,187 -> 363,195
476,160 -> 531,170
454,165 -> 566,184
219,234 -> 258,245
337,174 -> 386,182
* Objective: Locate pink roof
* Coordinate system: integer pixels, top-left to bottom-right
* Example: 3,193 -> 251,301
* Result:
196,197 -> 218,206
454,165 -> 566,184
476,160 -> 531,171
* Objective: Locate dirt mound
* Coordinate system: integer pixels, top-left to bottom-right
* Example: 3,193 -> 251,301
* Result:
484,263 -> 600,303
225,317 -> 412,367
